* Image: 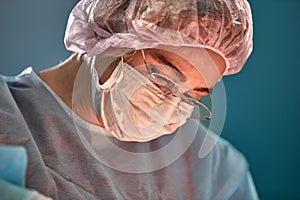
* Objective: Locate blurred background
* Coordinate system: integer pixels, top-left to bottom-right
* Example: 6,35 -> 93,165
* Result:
0,0 -> 299,199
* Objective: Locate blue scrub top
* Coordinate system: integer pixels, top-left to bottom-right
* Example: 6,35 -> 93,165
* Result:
0,68 -> 259,200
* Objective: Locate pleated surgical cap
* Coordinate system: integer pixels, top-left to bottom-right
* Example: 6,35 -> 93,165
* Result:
64,0 -> 253,75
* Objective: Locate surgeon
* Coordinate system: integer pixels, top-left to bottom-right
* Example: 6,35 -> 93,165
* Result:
0,0 -> 258,199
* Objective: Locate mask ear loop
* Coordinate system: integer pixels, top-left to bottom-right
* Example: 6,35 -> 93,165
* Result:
121,55 -> 124,70
141,49 -> 154,76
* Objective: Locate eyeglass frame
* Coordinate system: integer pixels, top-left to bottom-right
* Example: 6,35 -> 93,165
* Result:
139,49 -> 213,120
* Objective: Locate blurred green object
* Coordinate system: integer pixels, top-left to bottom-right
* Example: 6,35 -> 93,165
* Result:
0,179 -> 32,200
0,145 -> 31,200
0,146 -> 53,200
0,145 -> 27,186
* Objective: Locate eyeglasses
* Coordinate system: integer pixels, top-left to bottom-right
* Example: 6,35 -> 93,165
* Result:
140,49 -> 212,120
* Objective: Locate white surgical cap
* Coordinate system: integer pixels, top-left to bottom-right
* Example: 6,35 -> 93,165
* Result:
64,0 -> 253,75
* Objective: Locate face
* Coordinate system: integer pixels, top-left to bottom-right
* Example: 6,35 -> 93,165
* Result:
123,47 -> 227,100
96,47 -> 227,133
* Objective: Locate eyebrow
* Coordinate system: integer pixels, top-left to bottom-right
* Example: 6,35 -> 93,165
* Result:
151,53 -> 187,82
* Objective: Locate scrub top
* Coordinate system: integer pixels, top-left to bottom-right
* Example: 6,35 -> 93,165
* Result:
0,67 -> 259,200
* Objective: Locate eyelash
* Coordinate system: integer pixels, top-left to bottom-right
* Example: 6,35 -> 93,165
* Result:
185,89 -> 210,99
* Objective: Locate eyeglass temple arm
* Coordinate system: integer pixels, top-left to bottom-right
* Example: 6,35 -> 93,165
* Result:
185,93 -> 213,120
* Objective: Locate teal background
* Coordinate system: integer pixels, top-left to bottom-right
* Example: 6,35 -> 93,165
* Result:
0,0 -> 299,199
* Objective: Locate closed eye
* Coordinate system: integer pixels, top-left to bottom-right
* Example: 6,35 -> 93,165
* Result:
194,87 -> 211,94
185,87 -> 212,99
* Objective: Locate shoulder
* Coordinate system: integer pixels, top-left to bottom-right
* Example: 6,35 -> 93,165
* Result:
214,137 -> 248,172
0,72 -> 15,101
0,68 -> 31,107
0,67 -> 36,88
193,122 -> 249,172
0,68 -> 36,144
210,136 -> 258,199
176,120 -> 258,199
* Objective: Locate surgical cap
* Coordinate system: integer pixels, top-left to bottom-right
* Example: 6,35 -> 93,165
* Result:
64,0 -> 253,75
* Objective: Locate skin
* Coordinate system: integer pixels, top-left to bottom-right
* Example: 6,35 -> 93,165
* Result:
38,48 -> 226,127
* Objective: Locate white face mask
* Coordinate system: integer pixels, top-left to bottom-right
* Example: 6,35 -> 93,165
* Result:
94,58 -> 194,142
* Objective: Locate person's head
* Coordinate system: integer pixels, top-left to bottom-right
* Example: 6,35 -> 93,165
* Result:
66,0 -> 253,142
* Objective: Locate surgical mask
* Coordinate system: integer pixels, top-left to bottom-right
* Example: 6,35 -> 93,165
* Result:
93,58 -> 194,142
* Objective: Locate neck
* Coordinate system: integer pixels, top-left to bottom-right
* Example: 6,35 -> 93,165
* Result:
38,54 -> 82,108
38,54 -> 105,127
